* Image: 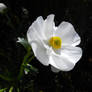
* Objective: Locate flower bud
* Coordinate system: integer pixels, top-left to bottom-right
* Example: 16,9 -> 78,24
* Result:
0,3 -> 7,13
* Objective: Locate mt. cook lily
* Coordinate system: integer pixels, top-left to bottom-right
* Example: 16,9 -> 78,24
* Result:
27,14 -> 82,72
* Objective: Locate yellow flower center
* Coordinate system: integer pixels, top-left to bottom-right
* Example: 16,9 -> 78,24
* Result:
49,36 -> 62,49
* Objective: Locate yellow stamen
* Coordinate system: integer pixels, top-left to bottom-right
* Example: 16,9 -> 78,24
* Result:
49,36 -> 62,49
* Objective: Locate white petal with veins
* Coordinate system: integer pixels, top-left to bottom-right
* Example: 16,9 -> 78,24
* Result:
31,42 -> 49,66
49,46 -> 82,71
55,22 -> 81,46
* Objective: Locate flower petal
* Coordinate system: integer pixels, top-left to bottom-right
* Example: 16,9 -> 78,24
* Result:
51,66 -> 60,73
43,14 -> 55,39
31,42 -> 49,66
50,54 -> 74,71
27,16 -> 50,66
60,46 -> 82,64
50,46 -> 82,71
55,22 -> 81,46
27,16 -> 45,43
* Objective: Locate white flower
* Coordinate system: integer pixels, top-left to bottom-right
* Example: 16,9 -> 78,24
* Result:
0,3 -> 7,13
27,14 -> 82,72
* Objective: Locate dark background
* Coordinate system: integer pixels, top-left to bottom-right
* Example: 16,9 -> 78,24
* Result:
0,0 -> 92,92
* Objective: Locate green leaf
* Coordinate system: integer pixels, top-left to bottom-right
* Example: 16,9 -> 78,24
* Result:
0,88 -> 7,92
24,64 -> 38,75
9,86 -> 13,92
29,64 -> 38,73
17,37 -> 31,51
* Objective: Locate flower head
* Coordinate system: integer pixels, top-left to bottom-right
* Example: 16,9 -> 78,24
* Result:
27,14 -> 82,72
0,3 -> 7,13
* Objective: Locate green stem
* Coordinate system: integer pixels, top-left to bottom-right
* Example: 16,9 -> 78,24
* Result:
17,88 -> 20,92
17,51 -> 31,80
25,55 -> 35,65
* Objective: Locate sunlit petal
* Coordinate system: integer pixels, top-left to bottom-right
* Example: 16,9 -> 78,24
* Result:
31,42 -> 49,66
55,22 -> 81,46
43,14 -> 55,39
50,46 -> 82,71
